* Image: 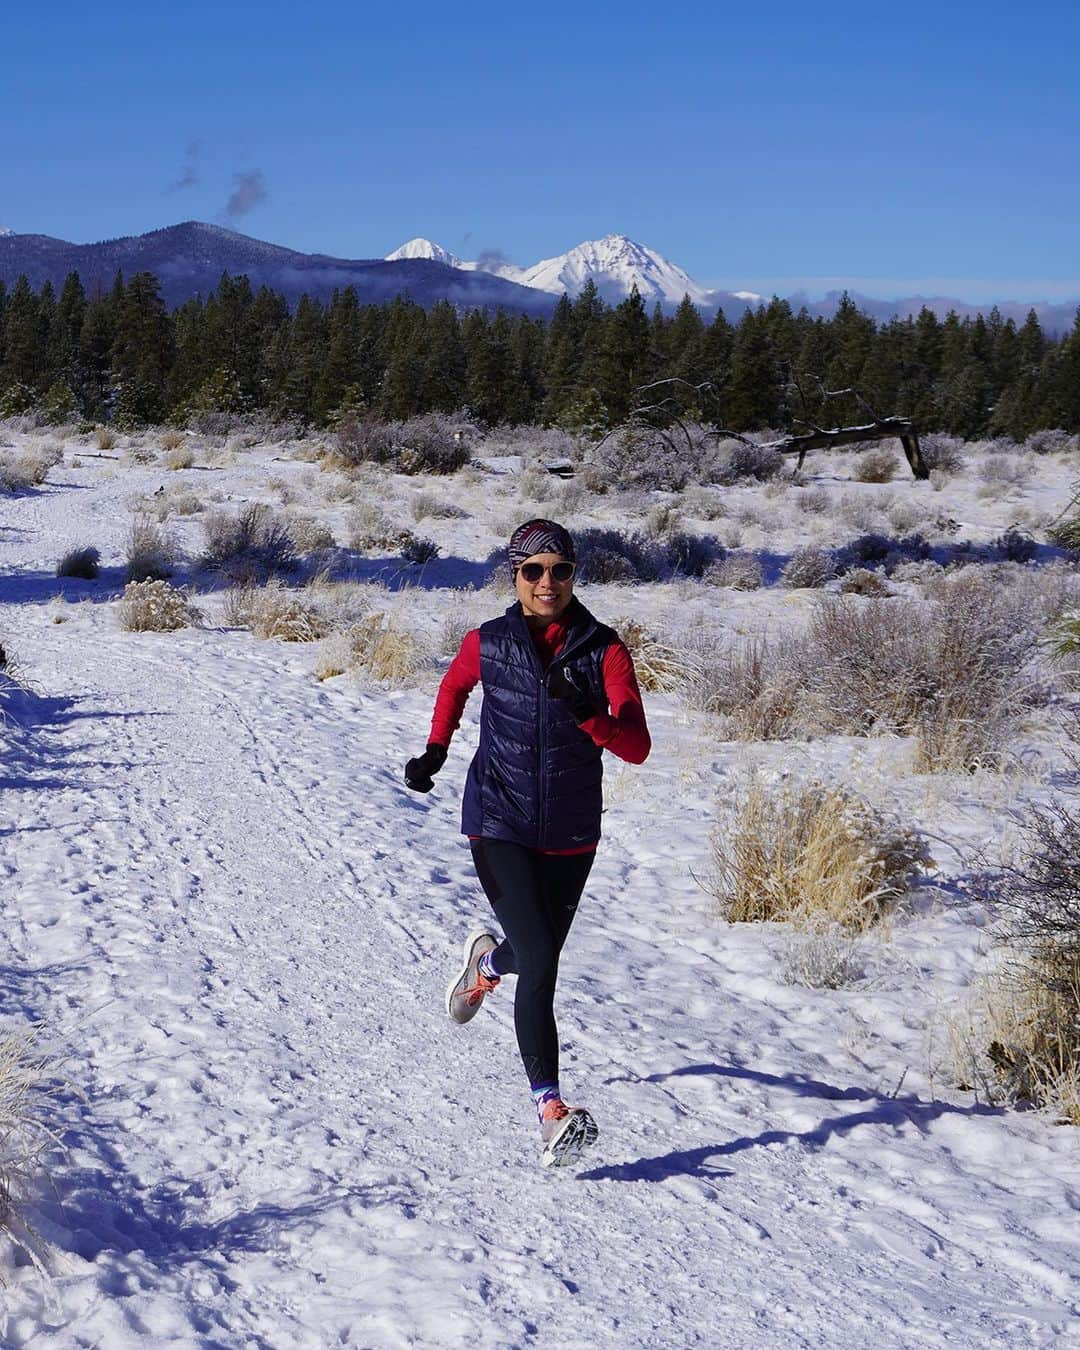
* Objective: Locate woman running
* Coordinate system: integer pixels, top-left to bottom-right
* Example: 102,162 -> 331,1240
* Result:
404,519 -> 651,1167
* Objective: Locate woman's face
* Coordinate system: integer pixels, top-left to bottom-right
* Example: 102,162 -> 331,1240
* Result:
515,552 -> 574,623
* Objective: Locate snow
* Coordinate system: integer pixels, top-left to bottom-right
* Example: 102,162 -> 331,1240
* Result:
385,232 -> 716,306
384,238 -> 462,267
0,433 -> 1078,1345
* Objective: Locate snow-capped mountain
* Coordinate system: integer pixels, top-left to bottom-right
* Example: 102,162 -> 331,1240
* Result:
519,234 -> 712,307
0,226 -> 14,237
386,232 -> 715,308
384,237 -> 462,268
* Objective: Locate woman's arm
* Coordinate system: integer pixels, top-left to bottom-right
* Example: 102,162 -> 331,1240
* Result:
428,629 -> 482,748
579,639 -> 652,764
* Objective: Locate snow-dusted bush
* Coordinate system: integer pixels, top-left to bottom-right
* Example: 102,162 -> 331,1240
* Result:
781,546 -> 834,589
991,528 -> 1038,564
715,438 -> 785,485
125,514 -> 178,582
575,526 -> 720,583
411,490 -> 468,522
160,429 -> 186,452
706,780 -> 926,930
285,515 -> 337,553
919,433 -> 966,474
611,618 -> 693,693
854,447 -> 899,483
887,499 -> 924,534
835,531 -> 930,575
336,412 -> 475,475
0,1024 -> 53,1272
0,443 -> 62,492
839,567 -> 894,598
227,581 -> 330,642
56,546 -> 100,580
687,637 -> 801,741
200,504 -> 298,581
780,927 -> 866,990
164,444 -> 195,470
705,552 -> 763,590
795,486 -> 831,515
93,424 -> 117,451
1024,429 -> 1075,456
978,454 -> 1032,487
347,503 -> 410,552
400,533 -> 439,564
1049,514 -> 1080,550
118,579 -> 200,632
316,613 -> 421,683
584,424 -> 710,492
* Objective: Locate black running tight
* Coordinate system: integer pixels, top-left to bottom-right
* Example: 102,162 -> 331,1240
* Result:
469,838 -> 595,1090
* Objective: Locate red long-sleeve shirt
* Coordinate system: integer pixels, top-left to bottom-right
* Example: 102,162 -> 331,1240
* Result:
429,620 -> 651,853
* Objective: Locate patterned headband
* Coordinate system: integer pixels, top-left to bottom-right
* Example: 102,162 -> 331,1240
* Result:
508,519 -> 576,570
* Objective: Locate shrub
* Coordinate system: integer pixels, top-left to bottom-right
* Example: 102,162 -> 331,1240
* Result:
687,637 -> 801,741
118,579 -> 200,632
978,454 -> 1032,487
286,515 -> 337,553
200,504 -> 298,581
839,567 -> 893,598
919,433 -> 966,473
227,581 -> 330,642
781,546 -> 834,589
319,613 -> 421,683
0,443 -> 62,492
1048,611 -> 1080,660
612,618 -> 693,693
400,533 -> 439,564
958,799 -> 1080,1121
165,445 -> 195,470
706,553 -> 763,590
1024,429 -> 1075,456
347,504 -> 411,552
125,515 -> 178,582
93,424 -> 117,451
780,927 -> 866,990
1048,515 -> 1080,550
411,490 -> 467,522
585,424 -> 704,492
56,546 -> 100,580
0,1024 -> 53,1271
160,429 -> 186,452
992,529 -> 1038,564
854,447 -> 898,483
336,412 -> 474,474
706,780 -> 926,929
716,438 -> 785,485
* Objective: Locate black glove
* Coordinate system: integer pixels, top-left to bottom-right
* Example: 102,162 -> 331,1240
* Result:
404,742 -> 447,793
547,666 -> 595,724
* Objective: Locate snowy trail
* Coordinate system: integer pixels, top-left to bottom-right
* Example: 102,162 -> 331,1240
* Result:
1,459 -> 1079,1345
1,604 -> 1077,1348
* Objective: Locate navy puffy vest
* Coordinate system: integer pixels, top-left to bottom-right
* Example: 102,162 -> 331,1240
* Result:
462,597 -> 616,849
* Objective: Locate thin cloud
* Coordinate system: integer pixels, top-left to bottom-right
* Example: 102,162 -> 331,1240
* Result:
224,170 -> 268,221
167,138 -> 202,192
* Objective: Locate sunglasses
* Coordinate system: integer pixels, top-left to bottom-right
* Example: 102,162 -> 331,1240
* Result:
517,561 -> 576,583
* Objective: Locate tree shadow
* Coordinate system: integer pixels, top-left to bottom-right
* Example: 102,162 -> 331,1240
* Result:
580,1062 -> 1000,1183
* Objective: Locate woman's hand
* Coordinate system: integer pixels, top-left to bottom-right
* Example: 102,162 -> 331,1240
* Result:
547,666 -> 595,724
404,743 -> 448,793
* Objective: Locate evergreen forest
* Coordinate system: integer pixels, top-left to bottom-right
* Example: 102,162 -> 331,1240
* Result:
2,268 -> 1079,440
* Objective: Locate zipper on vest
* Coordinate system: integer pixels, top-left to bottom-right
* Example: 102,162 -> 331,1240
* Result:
537,670 -> 548,849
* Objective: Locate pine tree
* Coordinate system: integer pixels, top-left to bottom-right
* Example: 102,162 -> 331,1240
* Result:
422,301 -> 466,412
596,286 -> 652,423
314,286 -> 363,421
110,272 -> 172,425
0,275 -> 43,393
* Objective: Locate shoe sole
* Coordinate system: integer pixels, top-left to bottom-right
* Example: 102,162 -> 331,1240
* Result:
445,931 -> 497,1025
540,1108 -> 599,1169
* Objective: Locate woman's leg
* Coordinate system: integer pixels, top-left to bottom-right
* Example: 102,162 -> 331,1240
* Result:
469,840 -> 592,1090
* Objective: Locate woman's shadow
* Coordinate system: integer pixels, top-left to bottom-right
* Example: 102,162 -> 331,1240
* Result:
578,1062 -> 999,1183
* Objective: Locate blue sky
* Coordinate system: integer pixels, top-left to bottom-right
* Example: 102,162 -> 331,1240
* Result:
3,1 -> 1078,301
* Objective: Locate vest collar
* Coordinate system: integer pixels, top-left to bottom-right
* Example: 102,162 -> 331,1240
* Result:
504,597 -> 598,668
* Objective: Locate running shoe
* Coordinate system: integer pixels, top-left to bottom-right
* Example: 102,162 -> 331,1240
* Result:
539,1097 -> 599,1168
446,931 -> 500,1024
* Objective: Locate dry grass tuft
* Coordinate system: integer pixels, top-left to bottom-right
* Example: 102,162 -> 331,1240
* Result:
854,447 -> 899,483
317,613 -> 422,683
93,424 -> 117,451
56,546 -> 100,580
118,579 -> 200,632
612,618 -> 693,692
0,1024 -> 55,1275
165,444 -> 195,470
225,581 -> 330,642
706,781 -> 926,931
125,514 -> 178,582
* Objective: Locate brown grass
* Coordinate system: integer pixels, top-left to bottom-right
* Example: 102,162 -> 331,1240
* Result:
612,618 -> 693,692
118,580 -> 200,632
707,781 -> 927,931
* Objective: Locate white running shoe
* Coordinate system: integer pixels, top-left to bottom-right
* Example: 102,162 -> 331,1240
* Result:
539,1098 -> 599,1168
446,931 -> 500,1025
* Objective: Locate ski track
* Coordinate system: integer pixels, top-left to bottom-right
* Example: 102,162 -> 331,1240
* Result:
1,470 -> 1079,1346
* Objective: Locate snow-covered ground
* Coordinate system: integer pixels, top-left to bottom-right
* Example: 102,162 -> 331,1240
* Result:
0,428 -> 1078,1346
